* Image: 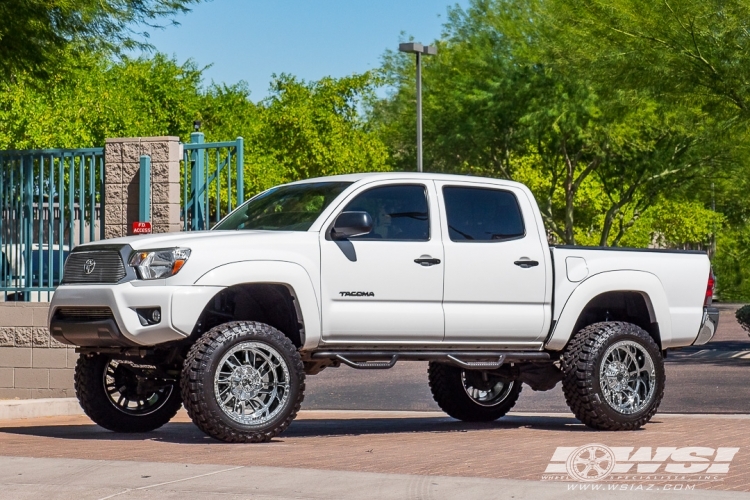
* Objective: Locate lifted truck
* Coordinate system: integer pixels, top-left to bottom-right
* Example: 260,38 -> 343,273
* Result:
49,173 -> 719,442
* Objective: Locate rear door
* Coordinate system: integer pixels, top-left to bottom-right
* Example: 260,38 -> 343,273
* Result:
319,181 -> 445,343
436,181 -> 548,344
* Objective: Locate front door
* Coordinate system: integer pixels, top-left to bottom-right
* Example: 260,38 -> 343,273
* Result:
436,181 -> 549,344
320,181 -> 444,343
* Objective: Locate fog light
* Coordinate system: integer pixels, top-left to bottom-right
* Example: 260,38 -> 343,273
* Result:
135,307 -> 162,326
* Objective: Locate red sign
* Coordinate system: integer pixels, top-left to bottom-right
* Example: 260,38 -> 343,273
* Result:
132,222 -> 152,234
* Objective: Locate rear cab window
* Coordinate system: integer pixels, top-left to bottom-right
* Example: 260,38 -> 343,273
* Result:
442,186 -> 525,242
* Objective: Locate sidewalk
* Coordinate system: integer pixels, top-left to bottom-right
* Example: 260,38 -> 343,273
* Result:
1,455 -> 747,500
2,409 -> 750,496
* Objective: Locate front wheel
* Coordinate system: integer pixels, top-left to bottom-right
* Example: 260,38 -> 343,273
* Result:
74,355 -> 182,433
181,321 -> 305,443
428,362 -> 522,422
561,321 -> 665,430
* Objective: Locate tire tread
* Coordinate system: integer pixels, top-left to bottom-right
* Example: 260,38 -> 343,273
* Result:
74,355 -> 182,433
428,362 -> 521,422
180,321 -> 305,443
561,321 -> 665,431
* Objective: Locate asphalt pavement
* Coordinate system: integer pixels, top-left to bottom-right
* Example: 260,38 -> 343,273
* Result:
303,304 -> 750,414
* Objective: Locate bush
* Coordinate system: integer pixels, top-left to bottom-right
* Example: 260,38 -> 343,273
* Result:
735,305 -> 750,334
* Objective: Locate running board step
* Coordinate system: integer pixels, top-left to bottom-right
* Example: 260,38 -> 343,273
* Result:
446,354 -> 505,370
334,354 -> 399,369
311,351 -> 550,370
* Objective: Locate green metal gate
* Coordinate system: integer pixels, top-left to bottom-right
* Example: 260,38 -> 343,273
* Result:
182,133 -> 244,231
0,148 -> 104,301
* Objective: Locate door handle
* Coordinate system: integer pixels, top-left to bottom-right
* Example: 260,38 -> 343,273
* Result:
414,256 -> 441,266
514,260 -> 539,269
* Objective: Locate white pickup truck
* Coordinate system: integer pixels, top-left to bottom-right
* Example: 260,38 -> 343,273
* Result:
49,173 -> 718,442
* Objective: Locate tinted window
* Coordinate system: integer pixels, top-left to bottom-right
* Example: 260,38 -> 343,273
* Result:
214,182 -> 351,231
443,186 -> 524,242
343,185 -> 429,241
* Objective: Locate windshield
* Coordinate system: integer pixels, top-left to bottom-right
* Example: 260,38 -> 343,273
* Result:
214,181 -> 352,231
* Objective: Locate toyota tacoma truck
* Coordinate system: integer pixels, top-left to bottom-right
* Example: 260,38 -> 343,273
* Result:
48,173 -> 719,442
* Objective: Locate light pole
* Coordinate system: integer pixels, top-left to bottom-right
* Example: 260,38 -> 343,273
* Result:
399,42 -> 437,173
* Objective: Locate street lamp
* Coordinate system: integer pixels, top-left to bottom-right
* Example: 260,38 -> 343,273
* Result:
399,42 -> 437,173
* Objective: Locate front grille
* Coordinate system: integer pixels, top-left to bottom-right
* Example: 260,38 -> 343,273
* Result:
55,307 -> 114,321
62,250 -> 126,284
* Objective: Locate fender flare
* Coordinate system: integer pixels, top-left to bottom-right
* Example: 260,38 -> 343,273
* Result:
193,260 -> 321,350
545,270 -> 672,351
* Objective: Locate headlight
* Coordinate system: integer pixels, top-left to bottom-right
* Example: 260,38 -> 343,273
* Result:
129,248 -> 191,280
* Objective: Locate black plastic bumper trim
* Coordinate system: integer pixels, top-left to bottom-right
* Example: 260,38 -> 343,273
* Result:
50,317 -> 139,348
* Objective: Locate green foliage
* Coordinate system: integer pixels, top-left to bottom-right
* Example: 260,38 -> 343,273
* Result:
253,74 -> 389,191
0,53 -> 203,149
0,51 -> 389,204
0,0 -> 199,81
198,73 -> 390,206
735,305 -> 750,333
538,0 -> 750,117
713,226 -> 750,302
371,0 -> 728,248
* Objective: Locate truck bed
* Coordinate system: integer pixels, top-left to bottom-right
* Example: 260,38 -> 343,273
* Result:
548,245 -> 711,350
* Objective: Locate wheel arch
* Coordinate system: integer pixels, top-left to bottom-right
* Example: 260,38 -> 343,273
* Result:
186,261 -> 321,350
546,270 -> 672,351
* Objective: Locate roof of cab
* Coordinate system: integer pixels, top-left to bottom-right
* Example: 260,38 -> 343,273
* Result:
286,171 -> 525,188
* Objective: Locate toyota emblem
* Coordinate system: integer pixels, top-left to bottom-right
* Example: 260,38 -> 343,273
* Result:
83,259 -> 96,275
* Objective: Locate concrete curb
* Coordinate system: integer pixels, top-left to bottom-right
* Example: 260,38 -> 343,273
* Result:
0,398 -> 83,420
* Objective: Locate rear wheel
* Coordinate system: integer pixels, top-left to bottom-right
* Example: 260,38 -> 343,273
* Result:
428,362 -> 522,422
561,321 -> 665,430
74,355 -> 182,433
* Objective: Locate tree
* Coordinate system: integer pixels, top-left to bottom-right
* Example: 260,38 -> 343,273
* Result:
0,0 -> 199,80
0,53 -> 203,149
198,73 -> 390,205
537,0 -> 750,118
252,74 -> 389,193
0,50 -> 390,208
371,0 -> 727,245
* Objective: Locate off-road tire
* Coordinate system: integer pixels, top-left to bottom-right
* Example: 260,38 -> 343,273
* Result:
181,321 -> 305,443
428,362 -> 522,422
561,321 -> 665,431
74,354 -> 182,433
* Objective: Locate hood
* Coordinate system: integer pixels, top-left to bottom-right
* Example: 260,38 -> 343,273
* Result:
81,230 -> 310,251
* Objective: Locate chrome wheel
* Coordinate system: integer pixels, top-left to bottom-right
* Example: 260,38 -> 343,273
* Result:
214,341 -> 291,426
103,360 -> 174,416
599,340 -> 656,415
461,371 -> 515,407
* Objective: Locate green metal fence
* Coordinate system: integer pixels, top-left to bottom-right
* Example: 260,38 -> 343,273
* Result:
182,133 -> 244,231
0,148 -> 104,301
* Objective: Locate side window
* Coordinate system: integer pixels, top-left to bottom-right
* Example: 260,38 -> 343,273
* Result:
443,186 -> 525,242
343,184 -> 429,241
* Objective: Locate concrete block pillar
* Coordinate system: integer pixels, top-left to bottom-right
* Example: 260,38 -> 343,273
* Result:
103,136 -> 182,238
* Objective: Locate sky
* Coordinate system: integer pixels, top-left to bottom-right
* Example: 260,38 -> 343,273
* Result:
137,0 -> 469,100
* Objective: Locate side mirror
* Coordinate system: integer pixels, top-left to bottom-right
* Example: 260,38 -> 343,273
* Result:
332,211 -> 373,240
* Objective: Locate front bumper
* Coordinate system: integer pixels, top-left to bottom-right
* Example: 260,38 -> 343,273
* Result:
693,306 -> 720,345
49,283 -> 223,347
